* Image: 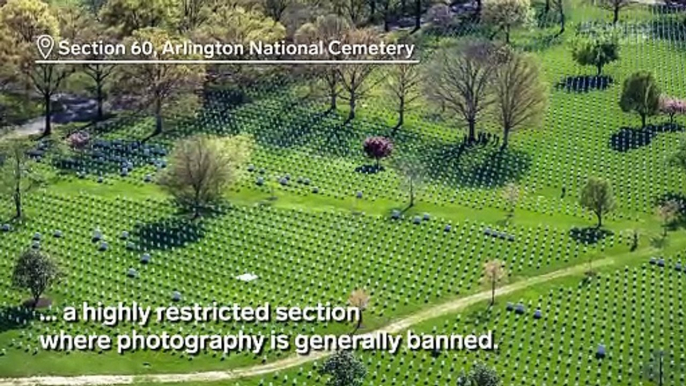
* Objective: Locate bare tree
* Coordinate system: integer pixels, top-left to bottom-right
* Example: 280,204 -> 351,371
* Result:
502,182 -> 521,222
656,200 -> 681,238
482,260 -> 507,306
393,157 -> 424,208
348,288 -> 370,333
337,29 -> 381,123
425,41 -> 502,145
117,28 -> 205,138
491,52 -> 548,150
295,15 -> 350,113
0,138 -> 45,219
595,0 -> 631,24
643,350 -> 679,386
385,63 -> 422,134
334,0 -> 367,25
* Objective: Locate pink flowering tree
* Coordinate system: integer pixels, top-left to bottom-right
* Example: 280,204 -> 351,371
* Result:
660,95 -> 686,125
363,136 -> 394,169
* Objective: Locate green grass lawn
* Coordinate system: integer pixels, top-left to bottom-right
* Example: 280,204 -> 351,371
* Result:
1,0 -> 686,382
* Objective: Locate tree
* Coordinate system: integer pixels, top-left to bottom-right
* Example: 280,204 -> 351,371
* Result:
74,17 -> 117,122
619,71 -> 661,128
659,96 -> 686,125
671,137 -> 686,182
116,28 -> 205,138
502,182 -> 520,220
595,0 -> 630,25
0,0 -> 72,137
425,41 -> 502,144
0,138 -> 45,219
385,62 -> 422,133
261,0 -> 293,22
99,0 -> 181,37
333,0 -> 367,26
196,6 -> 285,87
571,31 -> 620,76
178,0 -> 219,32
295,15 -> 350,113
159,134 -> 253,218
482,0 -> 534,44
491,52 -> 548,150
337,28 -> 381,122
643,350 -> 679,386
580,177 -> 615,229
348,288 -> 370,333
481,260 -> 507,306
12,249 -> 62,310
318,350 -> 367,386
393,157 -> 424,208
656,200 -> 681,238
363,136 -> 393,169
552,0 -> 566,36
462,362 -> 501,386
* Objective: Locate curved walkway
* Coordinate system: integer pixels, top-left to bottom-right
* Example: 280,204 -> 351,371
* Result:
0,257 -> 615,386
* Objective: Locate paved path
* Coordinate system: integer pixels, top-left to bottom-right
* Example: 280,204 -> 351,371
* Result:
0,257 -> 615,386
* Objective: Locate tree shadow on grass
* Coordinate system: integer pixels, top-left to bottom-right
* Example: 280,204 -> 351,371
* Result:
420,142 -> 532,189
354,164 -> 385,174
569,227 -> 613,245
610,123 -> 683,152
132,217 -> 207,252
131,206 -> 229,252
555,75 -> 614,93
0,306 -> 36,335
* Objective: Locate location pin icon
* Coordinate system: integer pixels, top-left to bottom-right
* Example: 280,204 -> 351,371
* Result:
36,35 -> 55,60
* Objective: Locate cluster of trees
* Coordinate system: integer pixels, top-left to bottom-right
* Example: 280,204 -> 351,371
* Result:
426,40 -> 548,149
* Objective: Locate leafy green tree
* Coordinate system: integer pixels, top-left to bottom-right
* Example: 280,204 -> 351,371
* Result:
159,134 -> 253,218
502,182 -> 521,220
491,52 -> 548,150
1,0 -> 72,136
178,0 -> 220,32
571,31 -> 619,76
461,362 -> 501,385
12,249 -> 63,310
619,71 -> 661,128
580,177 -> 615,229
318,350 -> 367,386
482,0 -> 534,44
0,138 -> 45,219
99,0 -> 181,36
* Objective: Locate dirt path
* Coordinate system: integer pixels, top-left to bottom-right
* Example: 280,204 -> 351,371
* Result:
0,257 -> 615,386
